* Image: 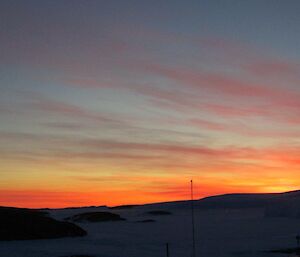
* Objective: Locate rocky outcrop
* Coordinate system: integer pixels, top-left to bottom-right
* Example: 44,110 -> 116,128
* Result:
0,207 -> 87,241
66,211 -> 126,222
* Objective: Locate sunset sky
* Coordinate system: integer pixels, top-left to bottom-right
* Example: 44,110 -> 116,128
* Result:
0,0 -> 300,208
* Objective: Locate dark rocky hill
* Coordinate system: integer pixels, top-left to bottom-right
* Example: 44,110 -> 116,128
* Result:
0,207 -> 87,241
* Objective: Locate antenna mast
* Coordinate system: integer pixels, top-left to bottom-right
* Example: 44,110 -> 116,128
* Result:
191,180 -> 196,257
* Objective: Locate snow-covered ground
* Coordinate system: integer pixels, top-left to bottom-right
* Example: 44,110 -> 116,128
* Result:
1,194 -> 300,257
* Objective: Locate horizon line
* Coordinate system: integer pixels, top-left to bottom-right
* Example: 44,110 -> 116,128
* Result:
1,188 -> 299,210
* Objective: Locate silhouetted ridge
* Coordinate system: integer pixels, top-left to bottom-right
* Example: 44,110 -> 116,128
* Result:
109,204 -> 139,210
0,207 -> 86,241
195,193 -> 277,209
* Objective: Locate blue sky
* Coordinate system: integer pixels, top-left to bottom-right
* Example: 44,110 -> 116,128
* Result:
0,0 -> 300,207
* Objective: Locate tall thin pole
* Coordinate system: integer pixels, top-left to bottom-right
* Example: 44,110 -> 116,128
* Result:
191,180 -> 196,257
166,243 -> 170,257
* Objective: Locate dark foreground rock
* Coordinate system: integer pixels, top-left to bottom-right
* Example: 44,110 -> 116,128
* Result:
0,207 -> 87,241
66,211 -> 126,222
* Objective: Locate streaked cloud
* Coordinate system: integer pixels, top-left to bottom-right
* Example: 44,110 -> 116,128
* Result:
1,1 -> 300,208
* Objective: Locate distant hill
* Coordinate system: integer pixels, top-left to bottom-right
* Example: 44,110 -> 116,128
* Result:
4,190 -> 300,222
194,190 -> 300,212
0,207 -> 87,241
181,190 -> 300,218
116,190 -> 300,218
85,190 -> 300,212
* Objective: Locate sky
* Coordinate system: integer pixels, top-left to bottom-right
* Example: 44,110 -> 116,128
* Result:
0,0 -> 300,208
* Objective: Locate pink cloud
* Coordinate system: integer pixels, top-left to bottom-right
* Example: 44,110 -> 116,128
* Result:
41,121 -> 84,130
244,59 -> 300,77
143,63 -> 286,98
138,63 -> 300,120
23,93 -> 130,126
130,78 -> 300,126
189,118 -> 226,131
188,118 -> 300,138
64,78 -> 116,89
3,129 -> 299,168
197,37 -> 300,80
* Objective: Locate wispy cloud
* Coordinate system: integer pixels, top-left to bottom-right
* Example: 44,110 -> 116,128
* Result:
1,130 -> 299,170
1,11 -> 300,208
26,95 -> 122,124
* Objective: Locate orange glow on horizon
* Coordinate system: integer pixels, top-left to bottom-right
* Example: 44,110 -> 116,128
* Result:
1,177 -> 299,209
